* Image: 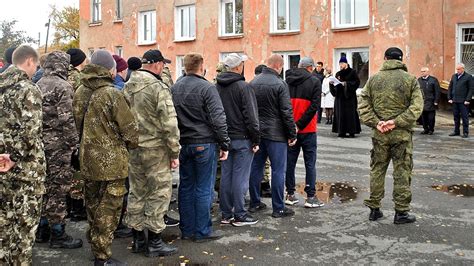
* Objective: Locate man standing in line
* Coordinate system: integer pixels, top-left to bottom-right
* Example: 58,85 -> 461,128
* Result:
358,47 -> 422,224
0,44 -> 46,265
284,57 -> 324,208
447,63 -> 473,138
112,55 -> 128,90
314,61 -> 325,124
171,53 -> 230,242
418,67 -> 440,135
123,49 -> 179,257
249,54 -> 297,218
216,53 -> 260,226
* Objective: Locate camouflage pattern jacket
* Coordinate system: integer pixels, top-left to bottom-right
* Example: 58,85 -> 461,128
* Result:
161,67 -> 174,88
73,64 -> 138,181
359,60 -> 423,132
0,66 -> 46,187
37,51 -> 78,154
68,65 -> 82,92
124,70 -> 180,159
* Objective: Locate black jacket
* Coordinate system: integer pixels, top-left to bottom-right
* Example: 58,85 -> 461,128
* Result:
216,72 -> 260,145
448,72 -> 473,103
285,68 -> 321,133
171,73 -> 230,151
250,67 -> 296,142
418,75 -> 440,111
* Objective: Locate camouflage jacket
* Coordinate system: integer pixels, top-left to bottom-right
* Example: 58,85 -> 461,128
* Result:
0,66 -> 46,186
359,60 -> 423,132
124,70 -> 180,158
68,65 -> 82,92
73,64 -> 138,181
161,67 -> 174,88
37,51 -> 78,153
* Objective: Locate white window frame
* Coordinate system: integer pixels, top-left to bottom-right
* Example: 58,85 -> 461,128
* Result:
332,0 -> 369,29
138,10 -> 157,45
91,0 -> 101,23
219,0 -> 243,37
115,46 -> 123,57
175,5 -> 196,41
456,23 -> 474,74
176,55 -> 185,80
270,0 -> 300,33
115,0 -> 123,20
274,51 -> 300,79
333,47 -> 370,89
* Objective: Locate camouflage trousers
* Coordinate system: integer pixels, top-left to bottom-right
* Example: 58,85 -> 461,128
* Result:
125,147 -> 172,234
85,178 -> 126,260
69,171 -> 84,200
42,150 -> 74,224
364,129 -> 413,212
0,180 -> 43,265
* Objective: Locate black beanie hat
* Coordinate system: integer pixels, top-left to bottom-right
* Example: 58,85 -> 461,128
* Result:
5,47 -> 17,64
127,57 -> 142,71
66,48 -> 87,67
384,47 -> 403,61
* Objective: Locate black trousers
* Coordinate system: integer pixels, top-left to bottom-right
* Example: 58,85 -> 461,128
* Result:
421,110 -> 436,133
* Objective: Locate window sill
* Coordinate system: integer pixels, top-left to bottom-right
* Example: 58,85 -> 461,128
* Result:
173,38 -> 196,43
113,19 -> 123,23
89,22 -> 102,27
218,34 -> 244,40
269,31 -> 300,36
331,25 -> 370,32
137,41 -> 157,46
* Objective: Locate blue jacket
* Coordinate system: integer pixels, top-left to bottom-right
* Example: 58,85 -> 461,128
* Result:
114,75 -> 125,90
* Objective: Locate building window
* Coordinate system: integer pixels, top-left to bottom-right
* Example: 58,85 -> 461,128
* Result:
333,0 -> 369,29
334,48 -> 369,88
138,10 -> 156,45
175,5 -> 196,41
220,0 -> 243,36
115,0 -> 123,20
457,24 -> 474,74
176,56 -> 185,80
115,46 -> 123,57
91,0 -> 101,23
270,0 -> 300,33
275,51 -> 300,79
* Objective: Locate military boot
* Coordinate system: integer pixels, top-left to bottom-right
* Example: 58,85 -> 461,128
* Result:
70,199 -> 87,222
394,211 -> 416,224
145,231 -> 177,257
50,224 -> 83,249
131,229 -> 146,253
368,208 -> 383,221
35,217 -> 50,243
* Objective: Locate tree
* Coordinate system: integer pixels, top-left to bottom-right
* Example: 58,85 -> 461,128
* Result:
0,20 -> 35,59
50,5 -> 79,51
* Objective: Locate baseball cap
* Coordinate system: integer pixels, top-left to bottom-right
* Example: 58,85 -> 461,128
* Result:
142,49 -> 171,64
299,57 -> 315,68
223,53 -> 248,69
384,47 -> 403,61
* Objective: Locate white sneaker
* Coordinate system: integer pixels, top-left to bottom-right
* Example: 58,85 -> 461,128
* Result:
304,197 -> 325,208
285,194 -> 299,205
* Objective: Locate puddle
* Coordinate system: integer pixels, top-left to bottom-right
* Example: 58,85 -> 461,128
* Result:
297,182 -> 358,203
431,184 -> 474,197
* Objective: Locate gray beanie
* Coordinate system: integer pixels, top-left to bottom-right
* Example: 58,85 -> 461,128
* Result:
91,50 -> 116,70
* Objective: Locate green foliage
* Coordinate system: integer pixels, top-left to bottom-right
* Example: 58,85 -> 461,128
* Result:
50,5 -> 80,50
0,20 -> 35,59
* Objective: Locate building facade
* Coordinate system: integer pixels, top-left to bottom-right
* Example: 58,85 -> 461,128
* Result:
80,0 -> 474,86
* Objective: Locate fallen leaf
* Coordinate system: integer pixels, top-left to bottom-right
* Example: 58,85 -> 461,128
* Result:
457,252 -> 465,257
179,256 -> 185,259
258,236 -> 264,241
275,247 -> 280,251
248,257 -> 254,260
203,251 -> 209,255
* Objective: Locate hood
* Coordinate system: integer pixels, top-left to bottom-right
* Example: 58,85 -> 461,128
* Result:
285,68 -> 313,86
125,69 -> 161,93
0,65 -> 30,93
80,64 -> 114,91
43,51 -> 70,80
380,60 -> 408,72
216,72 -> 245,86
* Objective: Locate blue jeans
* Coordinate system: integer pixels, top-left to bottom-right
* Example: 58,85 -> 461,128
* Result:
178,143 -> 218,239
453,103 -> 469,134
220,139 -> 254,219
286,133 -> 317,197
249,139 -> 287,212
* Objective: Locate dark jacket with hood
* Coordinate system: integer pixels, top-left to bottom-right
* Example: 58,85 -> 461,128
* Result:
216,71 -> 260,145
285,68 -> 321,133
171,73 -> 230,151
250,67 -> 296,142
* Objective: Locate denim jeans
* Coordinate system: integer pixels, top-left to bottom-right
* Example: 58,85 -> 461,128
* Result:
286,133 -> 317,198
178,143 -> 218,239
249,139 -> 287,212
453,103 -> 469,134
220,139 -> 254,219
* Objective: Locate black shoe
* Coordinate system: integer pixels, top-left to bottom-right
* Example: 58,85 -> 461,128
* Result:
114,224 -> 133,238
449,132 -> 460,136
50,226 -> 83,249
169,197 -> 177,204
427,131 -> 434,135
193,230 -> 224,243
248,202 -> 267,213
131,229 -> 146,253
420,131 -> 428,135
35,222 -> 50,243
462,133 -> 469,138
348,133 -> 355,138
271,207 -> 295,218
337,133 -> 346,138
394,211 -> 416,224
146,231 -> 178,257
70,199 -> 87,222
369,208 -> 383,221
164,215 -> 179,227
94,257 -> 127,266
180,235 -> 194,241
172,182 -> 178,189
231,214 -> 259,227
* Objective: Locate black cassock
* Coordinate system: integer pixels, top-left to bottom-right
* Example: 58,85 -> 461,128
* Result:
329,66 -> 362,136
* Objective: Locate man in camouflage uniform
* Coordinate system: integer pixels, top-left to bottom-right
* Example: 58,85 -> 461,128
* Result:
66,48 -> 87,92
161,66 -> 174,87
73,50 -> 138,265
0,45 -> 46,265
36,51 -> 83,249
123,50 -> 179,257
358,47 -> 423,224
